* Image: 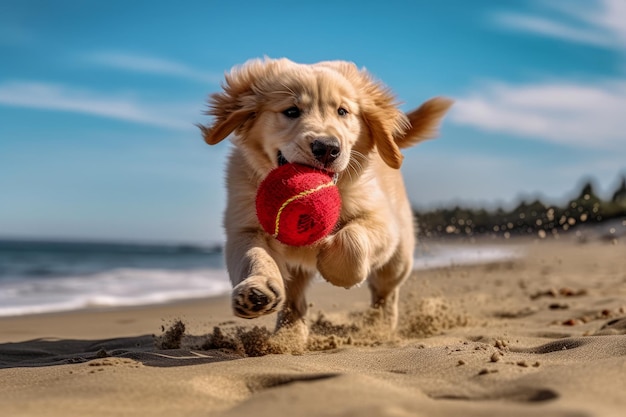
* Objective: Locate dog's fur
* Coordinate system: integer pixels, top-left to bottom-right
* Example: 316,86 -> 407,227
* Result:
200,58 -> 452,341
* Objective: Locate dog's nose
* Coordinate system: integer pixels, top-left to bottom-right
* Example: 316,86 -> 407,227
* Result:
311,138 -> 341,165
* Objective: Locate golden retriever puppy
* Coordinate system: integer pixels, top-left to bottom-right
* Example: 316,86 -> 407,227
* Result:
200,58 -> 451,341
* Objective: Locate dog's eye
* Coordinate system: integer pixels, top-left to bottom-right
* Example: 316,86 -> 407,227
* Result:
282,106 -> 301,119
337,107 -> 348,116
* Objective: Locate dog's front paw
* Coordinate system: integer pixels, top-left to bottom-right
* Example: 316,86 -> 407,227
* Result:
317,227 -> 369,289
232,276 -> 284,319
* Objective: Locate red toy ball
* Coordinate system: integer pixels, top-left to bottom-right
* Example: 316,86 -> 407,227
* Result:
256,163 -> 341,246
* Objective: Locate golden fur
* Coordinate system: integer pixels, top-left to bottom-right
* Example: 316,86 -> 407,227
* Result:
200,58 -> 452,341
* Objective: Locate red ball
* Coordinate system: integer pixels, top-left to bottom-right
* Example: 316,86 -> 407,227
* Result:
256,163 -> 341,246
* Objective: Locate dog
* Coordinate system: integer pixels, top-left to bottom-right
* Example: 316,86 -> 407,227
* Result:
200,58 -> 452,342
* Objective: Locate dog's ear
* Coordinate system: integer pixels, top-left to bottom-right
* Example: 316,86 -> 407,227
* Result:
199,108 -> 251,145
396,97 -> 454,149
364,105 -> 407,169
359,74 -> 409,169
199,59 -> 276,145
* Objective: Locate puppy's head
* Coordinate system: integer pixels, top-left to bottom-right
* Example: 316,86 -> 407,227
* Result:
200,58 -> 452,177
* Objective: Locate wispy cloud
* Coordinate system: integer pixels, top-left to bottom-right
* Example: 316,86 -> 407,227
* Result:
455,1 -> 626,149
85,51 -> 222,84
0,81 -> 196,130
493,0 -> 626,49
451,80 -> 626,149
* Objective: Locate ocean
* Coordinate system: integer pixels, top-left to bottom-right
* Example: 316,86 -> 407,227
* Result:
0,239 -> 522,317
0,240 -> 230,317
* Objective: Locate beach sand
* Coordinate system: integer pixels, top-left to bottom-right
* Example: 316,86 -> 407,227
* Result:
1,238 -> 625,417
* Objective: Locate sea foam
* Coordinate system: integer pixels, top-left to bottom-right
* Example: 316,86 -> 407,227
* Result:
0,244 -> 522,317
0,267 -> 231,317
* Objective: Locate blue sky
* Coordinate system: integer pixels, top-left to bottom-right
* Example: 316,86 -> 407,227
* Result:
1,0 -> 625,244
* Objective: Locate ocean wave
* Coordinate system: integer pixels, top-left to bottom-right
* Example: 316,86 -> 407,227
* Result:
0,244 -> 523,317
0,267 -> 231,317
414,244 -> 523,270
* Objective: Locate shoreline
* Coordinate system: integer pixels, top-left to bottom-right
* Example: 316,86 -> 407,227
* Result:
0,235 -> 604,329
0,238 -> 526,320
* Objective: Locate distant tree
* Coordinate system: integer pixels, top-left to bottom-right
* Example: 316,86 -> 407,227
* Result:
611,177 -> 626,206
413,173 -> 626,239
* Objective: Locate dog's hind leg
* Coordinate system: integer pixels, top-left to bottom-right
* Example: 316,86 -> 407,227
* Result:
275,266 -> 314,341
367,248 -> 413,329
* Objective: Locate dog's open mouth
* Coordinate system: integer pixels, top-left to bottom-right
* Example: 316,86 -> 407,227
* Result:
277,150 -> 339,183
277,151 -> 289,166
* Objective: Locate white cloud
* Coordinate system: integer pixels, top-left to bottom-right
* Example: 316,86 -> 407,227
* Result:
494,13 -> 613,48
0,81 -> 196,130
85,51 -> 222,84
451,80 -> 626,149
493,0 -> 626,49
455,1 -> 626,148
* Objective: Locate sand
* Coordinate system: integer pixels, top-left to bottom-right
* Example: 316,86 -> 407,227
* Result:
1,238 -> 625,417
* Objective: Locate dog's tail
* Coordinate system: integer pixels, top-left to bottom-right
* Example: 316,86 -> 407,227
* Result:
396,97 -> 454,149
